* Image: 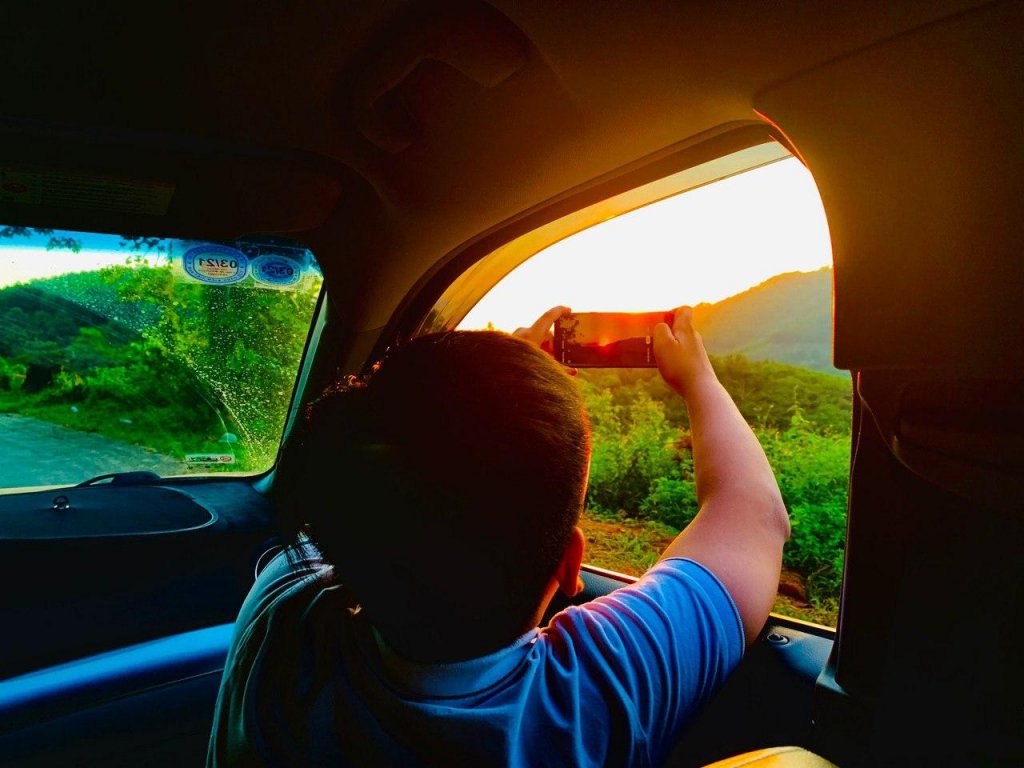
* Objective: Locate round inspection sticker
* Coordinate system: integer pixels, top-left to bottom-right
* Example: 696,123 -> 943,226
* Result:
183,245 -> 249,285
251,254 -> 302,288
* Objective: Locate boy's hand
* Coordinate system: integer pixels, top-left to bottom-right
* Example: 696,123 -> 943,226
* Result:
653,307 -> 716,398
513,305 -> 571,351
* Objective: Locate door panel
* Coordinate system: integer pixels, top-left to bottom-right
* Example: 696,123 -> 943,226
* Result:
0,479 -> 274,680
0,655 -> 225,768
811,371 -> 1024,766
665,619 -> 833,767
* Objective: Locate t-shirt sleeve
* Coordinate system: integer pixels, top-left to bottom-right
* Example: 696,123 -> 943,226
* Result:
543,557 -> 744,762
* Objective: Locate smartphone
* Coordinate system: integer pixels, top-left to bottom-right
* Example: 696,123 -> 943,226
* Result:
554,311 -> 674,367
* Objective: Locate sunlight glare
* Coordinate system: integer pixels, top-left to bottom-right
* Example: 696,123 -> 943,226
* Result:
460,158 -> 831,331
0,247 -> 164,288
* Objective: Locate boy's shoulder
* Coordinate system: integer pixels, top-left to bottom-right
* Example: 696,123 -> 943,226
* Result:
545,557 -> 744,659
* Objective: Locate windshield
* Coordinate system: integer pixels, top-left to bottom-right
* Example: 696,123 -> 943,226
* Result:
0,226 -> 323,489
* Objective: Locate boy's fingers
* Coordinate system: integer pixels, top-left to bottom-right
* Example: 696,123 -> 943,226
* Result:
652,322 -> 678,358
529,305 -> 571,337
673,306 -> 694,335
653,322 -> 676,346
514,306 -> 572,348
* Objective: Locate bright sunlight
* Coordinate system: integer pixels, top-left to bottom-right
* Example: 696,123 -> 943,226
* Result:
460,157 -> 831,330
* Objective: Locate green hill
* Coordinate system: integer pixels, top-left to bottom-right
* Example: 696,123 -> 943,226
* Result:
693,267 -> 837,375
29,268 -> 161,334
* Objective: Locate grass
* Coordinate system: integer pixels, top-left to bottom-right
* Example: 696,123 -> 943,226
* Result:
771,595 -> 839,627
580,509 -> 679,576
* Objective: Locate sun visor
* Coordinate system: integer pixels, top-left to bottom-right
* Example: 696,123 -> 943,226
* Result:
0,128 -> 345,240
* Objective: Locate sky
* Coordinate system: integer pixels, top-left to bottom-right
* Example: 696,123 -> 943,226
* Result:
0,233 -> 320,289
460,157 -> 832,331
0,248 -> 154,289
0,232 -> 163,289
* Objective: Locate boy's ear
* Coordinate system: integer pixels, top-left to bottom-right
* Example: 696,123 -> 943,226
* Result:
556,527 -> 586,597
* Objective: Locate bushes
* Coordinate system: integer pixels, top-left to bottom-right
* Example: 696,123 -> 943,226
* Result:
785,499 -> 846,600
581,381 -> 680,519
0,357 -> 22,391
639,477 -> 699,530
577,364 -> 850,607
758,425 -> 849,602
580,378 -> 700,531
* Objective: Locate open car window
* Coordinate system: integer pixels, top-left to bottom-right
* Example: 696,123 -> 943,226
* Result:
0,226 -> 322,490
447,149 -> 850,627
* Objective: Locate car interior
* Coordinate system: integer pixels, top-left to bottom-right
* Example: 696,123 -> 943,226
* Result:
0,2 -> 1022,766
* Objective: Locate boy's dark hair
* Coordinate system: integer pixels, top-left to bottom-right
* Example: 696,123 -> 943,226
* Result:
275,331 -> 590,661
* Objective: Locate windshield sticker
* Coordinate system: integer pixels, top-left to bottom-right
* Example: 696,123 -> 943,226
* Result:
185,453 -> 236,466
251,254 -> 303,289
182,245 -> 249,285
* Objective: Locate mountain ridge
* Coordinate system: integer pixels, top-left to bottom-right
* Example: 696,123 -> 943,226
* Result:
693,267 -> 837,375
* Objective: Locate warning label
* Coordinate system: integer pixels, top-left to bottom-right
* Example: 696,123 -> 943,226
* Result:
185,454 -> 236,466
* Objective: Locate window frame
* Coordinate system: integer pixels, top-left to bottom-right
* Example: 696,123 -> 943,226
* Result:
374,123 -> 794,358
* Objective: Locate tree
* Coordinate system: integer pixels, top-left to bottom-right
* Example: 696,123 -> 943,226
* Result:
0,226 -> 81,252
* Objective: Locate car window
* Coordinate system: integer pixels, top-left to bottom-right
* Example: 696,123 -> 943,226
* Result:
457,152 -> 849,627
0,226 -> 322,490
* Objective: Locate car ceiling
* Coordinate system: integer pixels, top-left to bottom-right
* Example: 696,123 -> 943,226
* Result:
0,0 -> 1019,372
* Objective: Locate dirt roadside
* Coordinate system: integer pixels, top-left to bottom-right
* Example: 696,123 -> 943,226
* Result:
580,514 -> 836,627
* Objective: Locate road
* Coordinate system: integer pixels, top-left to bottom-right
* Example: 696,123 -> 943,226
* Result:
0,413 -> 185,489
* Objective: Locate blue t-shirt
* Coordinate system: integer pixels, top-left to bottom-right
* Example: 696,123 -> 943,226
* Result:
208,548 -> 744,767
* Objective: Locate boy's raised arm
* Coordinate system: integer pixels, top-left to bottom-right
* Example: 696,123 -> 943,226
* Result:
654,308 -> 790,645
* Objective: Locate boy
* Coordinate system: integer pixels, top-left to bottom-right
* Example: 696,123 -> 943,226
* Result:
209,307 -> 788,766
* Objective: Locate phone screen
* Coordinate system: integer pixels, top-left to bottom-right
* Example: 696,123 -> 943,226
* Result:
554,311 -> 673,367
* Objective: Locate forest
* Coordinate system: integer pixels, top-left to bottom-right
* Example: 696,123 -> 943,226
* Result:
0,258 -> 849,625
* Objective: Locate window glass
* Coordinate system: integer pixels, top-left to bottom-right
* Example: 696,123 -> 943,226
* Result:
0,226 -> 322,489
460,155 -> 849,627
